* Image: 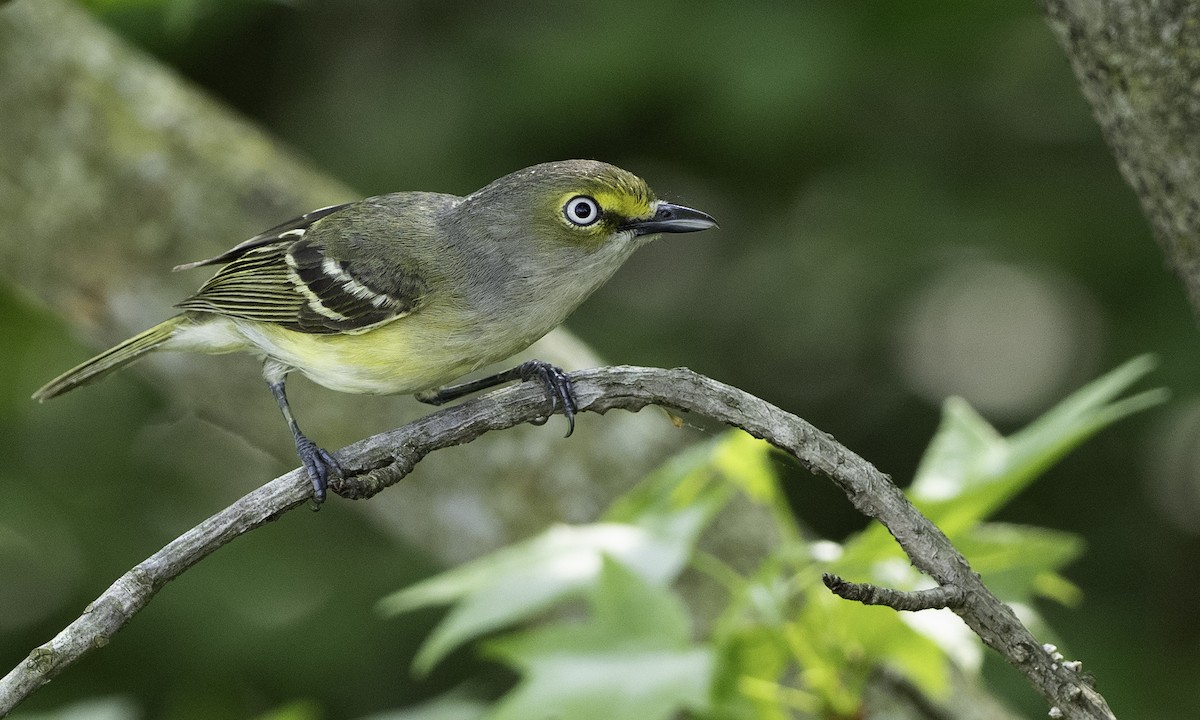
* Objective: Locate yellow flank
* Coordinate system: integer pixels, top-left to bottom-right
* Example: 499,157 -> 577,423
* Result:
230,310 -> 498,396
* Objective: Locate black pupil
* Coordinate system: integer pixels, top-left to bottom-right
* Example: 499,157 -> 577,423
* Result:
572,199 -> 594,221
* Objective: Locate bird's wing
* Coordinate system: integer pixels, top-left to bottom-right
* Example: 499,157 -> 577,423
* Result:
174,210 -> 427,335
173,203 -> 354,271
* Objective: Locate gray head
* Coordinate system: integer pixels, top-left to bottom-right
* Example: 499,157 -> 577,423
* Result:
458,159 -> 716,257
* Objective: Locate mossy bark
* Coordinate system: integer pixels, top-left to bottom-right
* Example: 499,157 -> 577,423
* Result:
1041,0 -> 1200,321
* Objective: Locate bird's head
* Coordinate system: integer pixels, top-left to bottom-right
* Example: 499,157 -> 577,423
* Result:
462,159 -> 717,256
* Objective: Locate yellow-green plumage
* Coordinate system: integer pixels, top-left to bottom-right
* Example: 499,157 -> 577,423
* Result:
34,160 -> 717,503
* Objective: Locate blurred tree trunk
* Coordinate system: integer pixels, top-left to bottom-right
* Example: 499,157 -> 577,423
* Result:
1041,0 -> 1200,321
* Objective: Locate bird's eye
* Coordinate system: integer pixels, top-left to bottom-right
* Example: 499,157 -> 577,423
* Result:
563,195 -> 601,227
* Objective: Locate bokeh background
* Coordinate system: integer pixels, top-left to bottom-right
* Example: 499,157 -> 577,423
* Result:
3,0 -> 1199,717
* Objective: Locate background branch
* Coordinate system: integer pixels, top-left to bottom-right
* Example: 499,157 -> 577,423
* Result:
0,366 -> 1113,719
1039,0 -> 1200,320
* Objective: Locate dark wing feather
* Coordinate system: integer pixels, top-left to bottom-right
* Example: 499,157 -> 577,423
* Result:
173,203 -> 354,271
175,214 -> 426,335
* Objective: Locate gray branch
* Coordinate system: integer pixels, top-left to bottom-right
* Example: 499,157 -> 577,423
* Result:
0,366 -> 1114,719
823,573 -> 966,612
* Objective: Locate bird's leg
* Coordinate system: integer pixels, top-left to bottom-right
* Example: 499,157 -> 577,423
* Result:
415,359 -> 578,437
268,375 -> 341,506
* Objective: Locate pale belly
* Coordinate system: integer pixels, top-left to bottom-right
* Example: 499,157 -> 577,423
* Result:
163,310 -> 541,396
243,318 -> 504,394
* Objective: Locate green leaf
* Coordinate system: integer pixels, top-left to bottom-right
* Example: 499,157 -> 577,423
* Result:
382,435 -> 763,675
790,578 -> 957,711
481,558 -> 712,720
710,621 -> 815,719
604,430 -> 774,525
710,431 -> 781,505
909,354 -> 1165,536
953,523 -> 1084,606
841,355 -> 1163,567
381,510 -> 710,674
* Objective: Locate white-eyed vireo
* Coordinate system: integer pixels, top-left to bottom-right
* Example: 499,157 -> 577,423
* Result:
33,160 -> 717,504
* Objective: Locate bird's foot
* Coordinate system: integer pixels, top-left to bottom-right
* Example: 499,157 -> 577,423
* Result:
517,360 -> 577,437
295,436 -> 342,509
413,359 -> 578,436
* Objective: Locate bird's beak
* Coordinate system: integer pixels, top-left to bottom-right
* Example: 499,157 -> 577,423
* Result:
622,202 -> 718,236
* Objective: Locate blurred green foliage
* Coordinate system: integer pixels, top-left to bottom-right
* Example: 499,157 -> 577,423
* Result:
5,0 -> 1200,717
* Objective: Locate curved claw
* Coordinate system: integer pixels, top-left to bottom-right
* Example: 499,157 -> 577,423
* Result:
518,360 -> 577,437
296,437 -> 342,508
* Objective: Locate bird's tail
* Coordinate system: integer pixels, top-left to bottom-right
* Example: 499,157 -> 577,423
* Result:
32,315 -> 189,402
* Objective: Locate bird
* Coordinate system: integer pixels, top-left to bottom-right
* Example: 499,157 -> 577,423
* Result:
33,159 -> 718,505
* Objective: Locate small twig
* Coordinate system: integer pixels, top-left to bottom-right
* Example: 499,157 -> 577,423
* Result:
0,366 -> 1115,719
822,573 -> 966,611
